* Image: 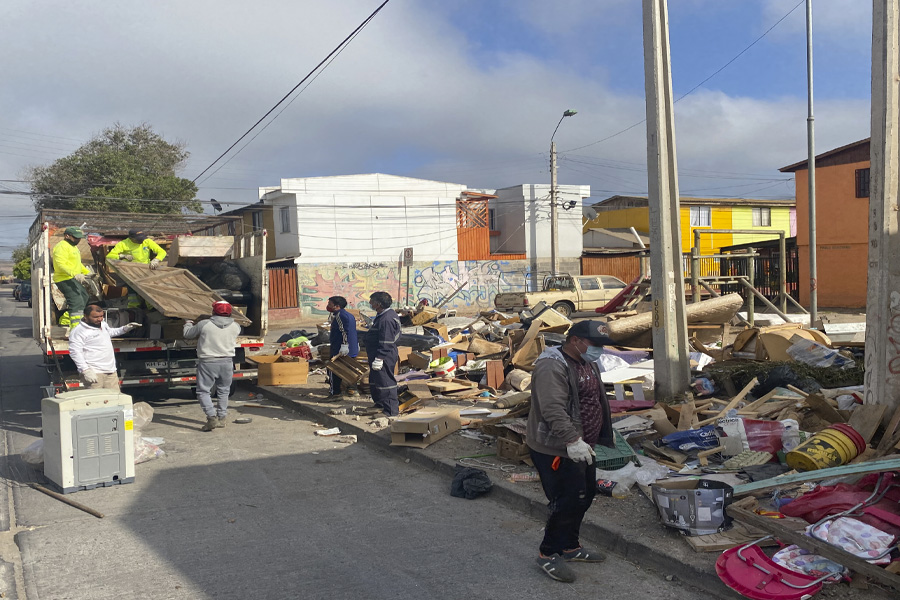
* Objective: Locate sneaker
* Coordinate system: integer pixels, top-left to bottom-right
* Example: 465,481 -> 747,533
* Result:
322,393 -> 344,402
346,389 -> 360,397
215,418 -> 226,428
201,417 -> 219,432
562,546 -> 606,563
535,554 -> 576,582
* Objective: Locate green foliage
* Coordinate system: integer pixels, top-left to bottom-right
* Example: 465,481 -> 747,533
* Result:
29,123 -> 201,214
12,244 -> 31,280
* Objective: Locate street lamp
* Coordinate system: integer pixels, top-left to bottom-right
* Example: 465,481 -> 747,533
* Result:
550,109 -> 577,276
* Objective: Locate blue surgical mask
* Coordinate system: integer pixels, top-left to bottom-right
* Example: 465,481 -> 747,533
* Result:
582,345 -> 604,362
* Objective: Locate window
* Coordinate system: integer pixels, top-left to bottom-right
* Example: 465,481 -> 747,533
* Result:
689,206 -> 711,227
752,207 -> 771,227
488,208 -> 497,230
280,206 -> 291,233
251,211 -> 264,231
578,277 -> 600,290
856,168 -> 870,198
600,276 -> 627,290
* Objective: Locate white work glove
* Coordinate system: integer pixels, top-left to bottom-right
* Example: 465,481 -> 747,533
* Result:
74,274 -> 88,284
82,370 -> 99,384
566,438 -> 596,464
149,258 -> 161,270
338,344 -> 350,356
120,255 -> 134,262
124,322 -> 141,331
371,358 -> 384,371
184,320 -> 194,327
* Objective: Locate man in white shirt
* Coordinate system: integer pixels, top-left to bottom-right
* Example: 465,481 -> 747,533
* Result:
68,303 -> 140,390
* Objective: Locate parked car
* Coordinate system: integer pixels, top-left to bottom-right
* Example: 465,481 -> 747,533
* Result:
19,282 -> 32,307
494,274 -> 628,317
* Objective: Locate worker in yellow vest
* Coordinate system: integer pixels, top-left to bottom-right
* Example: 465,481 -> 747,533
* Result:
106,229 -> 166,269
52,226 -> 91,334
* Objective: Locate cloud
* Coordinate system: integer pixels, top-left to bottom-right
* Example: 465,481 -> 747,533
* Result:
762,0 -> 871,42
0,0 -> 874,258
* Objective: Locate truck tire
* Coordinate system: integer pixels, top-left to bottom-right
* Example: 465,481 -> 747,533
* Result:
551,301 -> 574,317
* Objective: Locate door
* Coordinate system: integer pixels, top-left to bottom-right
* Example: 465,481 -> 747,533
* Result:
72,409 -> 125,485
111,262 -> 251,325
599,276 -> 628,302
576,277 -> 606,310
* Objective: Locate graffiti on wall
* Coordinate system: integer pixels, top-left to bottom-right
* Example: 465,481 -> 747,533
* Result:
299,260 -> 531,315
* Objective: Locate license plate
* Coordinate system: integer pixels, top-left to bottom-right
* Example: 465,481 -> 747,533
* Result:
144,361 -> 169,369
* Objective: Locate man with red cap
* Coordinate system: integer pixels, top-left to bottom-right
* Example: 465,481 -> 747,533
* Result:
183,300 -> 242,431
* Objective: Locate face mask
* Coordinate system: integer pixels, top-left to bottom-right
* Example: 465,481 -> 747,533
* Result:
65,237 -> 79,246
581,345 -> 604,362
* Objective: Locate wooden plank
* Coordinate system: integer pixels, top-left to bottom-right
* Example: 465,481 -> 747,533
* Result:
696,377 -> 757,426
805,393 -> 847,424
731,457 -> 900,496
676,400 -> 696,431
728,500 -> 900,592
740,388 -> 781,414
876,404 -> 900,454
847,404 -> 888,444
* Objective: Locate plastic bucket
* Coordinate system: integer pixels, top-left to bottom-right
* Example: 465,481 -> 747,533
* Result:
786,424 -> 863,472
829,423 -> 867,455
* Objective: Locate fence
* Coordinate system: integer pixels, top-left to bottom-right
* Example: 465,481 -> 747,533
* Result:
683,250 -> 799,302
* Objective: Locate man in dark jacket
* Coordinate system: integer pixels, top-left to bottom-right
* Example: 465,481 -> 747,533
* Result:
325,295 -> 359,400
526,320 -> 615,583
364,291 -> 401,417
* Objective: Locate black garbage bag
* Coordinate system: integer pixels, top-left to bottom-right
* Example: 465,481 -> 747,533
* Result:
751,365 -> 821,397
450,465 -> 493,499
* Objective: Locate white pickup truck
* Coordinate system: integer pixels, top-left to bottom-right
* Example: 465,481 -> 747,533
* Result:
494,274 -> 627,317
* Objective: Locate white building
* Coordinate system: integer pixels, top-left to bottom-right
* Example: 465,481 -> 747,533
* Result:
490,184 -> 590,273
259,173 -> 468,263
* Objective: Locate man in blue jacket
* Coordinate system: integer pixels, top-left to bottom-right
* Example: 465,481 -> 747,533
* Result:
364,291 -> 401,417
325,295 -> 359,400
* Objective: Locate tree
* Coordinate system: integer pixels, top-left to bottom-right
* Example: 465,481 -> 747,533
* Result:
29,123 -> 202,214
12,244 -> 30,281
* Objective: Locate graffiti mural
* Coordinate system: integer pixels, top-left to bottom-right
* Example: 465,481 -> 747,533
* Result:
297,260 -> 531,317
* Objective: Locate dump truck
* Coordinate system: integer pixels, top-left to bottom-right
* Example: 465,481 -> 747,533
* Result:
493,273 -> 628,317
29,210 -> 268,394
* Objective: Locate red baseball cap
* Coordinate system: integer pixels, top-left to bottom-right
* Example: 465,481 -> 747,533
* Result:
213,301 -> 232,316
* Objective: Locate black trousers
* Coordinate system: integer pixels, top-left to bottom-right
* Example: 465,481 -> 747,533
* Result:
368,357 -> 398,416
530,448 -> 596,556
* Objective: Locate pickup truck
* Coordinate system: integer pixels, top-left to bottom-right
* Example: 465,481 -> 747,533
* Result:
494,274 -> 628,317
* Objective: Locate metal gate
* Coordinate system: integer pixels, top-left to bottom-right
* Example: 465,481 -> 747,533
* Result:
267,267 -> 298,309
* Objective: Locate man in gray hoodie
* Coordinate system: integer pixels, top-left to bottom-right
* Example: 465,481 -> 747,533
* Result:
526,320 -> 615,582
183,301 -> 242,432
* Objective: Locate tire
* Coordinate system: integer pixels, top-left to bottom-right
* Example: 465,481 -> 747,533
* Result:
551,301 -> 574,317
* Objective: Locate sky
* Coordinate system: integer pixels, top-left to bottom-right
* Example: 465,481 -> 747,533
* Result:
0,0 -> 873,259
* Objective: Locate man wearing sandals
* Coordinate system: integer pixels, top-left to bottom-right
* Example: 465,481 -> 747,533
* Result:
526,320 -> 615,582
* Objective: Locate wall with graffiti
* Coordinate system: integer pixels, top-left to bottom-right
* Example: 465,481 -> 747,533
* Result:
297,260 -> 532,317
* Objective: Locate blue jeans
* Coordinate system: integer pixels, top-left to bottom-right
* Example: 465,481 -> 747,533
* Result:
196,357 -> 233,418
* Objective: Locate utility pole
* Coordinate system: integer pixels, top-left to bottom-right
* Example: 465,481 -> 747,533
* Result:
642,0 -> 690,400
806,0 -> 818,326
549,109 -> 576,276
550,141 -> 559,276
865,0 -> 900,418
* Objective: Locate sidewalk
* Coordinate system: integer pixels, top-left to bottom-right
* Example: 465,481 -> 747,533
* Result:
251,371 -> 736,599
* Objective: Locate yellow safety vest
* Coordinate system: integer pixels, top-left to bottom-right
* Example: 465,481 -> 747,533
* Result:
106,238 -> 167,264
52,240 -> 90,283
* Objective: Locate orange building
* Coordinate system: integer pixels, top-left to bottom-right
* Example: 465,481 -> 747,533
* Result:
780,138 -> 870,308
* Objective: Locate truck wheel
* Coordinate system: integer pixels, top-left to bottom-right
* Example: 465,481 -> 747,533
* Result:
551,301 -> 574,317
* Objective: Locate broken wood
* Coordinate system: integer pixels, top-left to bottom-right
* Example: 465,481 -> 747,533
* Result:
30,483 -> 104,518
847,404 -> 888,445
805,393 -> 847,424
676,400 -> 696,431
696,377 -> 758,427
697,445 -> 726,467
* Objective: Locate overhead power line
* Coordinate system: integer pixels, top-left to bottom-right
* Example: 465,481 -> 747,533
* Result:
192,0 -> 392,185
564,0 -> 806,153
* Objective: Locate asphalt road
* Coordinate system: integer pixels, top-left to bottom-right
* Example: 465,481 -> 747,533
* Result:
0,285 -> 702,599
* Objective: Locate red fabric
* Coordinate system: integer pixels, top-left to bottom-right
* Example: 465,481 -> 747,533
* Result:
781,472 -> 900,537
564,353 -> 603,446
213,301 -> 232,316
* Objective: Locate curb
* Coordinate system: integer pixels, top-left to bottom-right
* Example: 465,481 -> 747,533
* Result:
254,384 -> 738,599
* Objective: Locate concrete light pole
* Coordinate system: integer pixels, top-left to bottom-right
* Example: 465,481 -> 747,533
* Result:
806,0 -> 818,326
550,109 -> 577,276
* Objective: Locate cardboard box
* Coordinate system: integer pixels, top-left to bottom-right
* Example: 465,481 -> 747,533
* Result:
422,322 -> 449,342
248,353 -> 309,385
407,351 -> 430,371
650,479 -> 733,536
390,407 -> 461,448
397,346 -> 413,365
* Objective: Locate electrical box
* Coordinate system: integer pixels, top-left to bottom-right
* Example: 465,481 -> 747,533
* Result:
41,389 -> 136,494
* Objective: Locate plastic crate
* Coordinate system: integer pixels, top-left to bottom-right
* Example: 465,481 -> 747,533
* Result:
594,429 -> 638,470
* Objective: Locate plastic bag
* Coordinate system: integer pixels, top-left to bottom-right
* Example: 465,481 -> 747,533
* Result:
134,436 -> 165,464
786,337 -> 856,370
596,462 -> 640,497
21,439 -> 44,469
661,425 -> 720,451
132,402 -> 154,430
450,465 -> 492,499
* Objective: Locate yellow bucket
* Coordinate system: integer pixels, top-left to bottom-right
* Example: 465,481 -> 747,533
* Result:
785,425 -> 861,472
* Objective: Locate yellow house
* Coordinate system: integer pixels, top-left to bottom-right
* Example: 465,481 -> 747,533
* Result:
583,195 -> 796,255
